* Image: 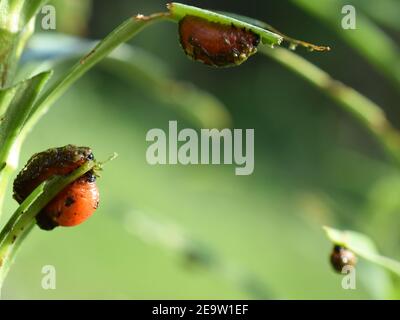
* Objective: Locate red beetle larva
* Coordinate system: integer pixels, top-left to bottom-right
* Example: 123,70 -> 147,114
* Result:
13,145 -> 99,231
178,15 -> 260,67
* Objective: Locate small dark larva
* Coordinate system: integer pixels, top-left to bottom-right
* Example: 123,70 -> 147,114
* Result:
179,15 -> 260,67
330,245 -> 357,273
13,145 -> 99,231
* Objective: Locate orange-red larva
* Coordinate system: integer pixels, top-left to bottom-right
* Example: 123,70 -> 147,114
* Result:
41,171 -> 99,229
178,15 -> 260,67
13,145 -> 99,231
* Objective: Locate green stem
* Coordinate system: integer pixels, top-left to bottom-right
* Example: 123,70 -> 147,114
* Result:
0,72 -> 52,222
25,36 -> 232,129
19,12 -> 170,142
259,45 -> 400,166
0,0 -> 49,87
0,164 -> 13,214
291,0 -> 400,89
0,160 -> 95,294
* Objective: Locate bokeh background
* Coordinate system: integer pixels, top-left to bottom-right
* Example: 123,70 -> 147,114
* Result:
2,0 -> 400,299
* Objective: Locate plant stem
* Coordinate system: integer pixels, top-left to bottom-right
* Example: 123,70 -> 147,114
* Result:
291,0 -> 400,89
0,165 -> 13,215
0,73 -> 52,221
25,35 -> 232,129
0,0 -> 49,87
19,12 -> 170,142
0,160 -> 95,294
259,45 -> 400,166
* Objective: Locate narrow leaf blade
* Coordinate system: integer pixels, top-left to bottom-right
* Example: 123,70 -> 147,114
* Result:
323,226 -> 400,276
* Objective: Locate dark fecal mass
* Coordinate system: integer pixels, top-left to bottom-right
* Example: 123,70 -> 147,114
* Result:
13,145 -> 93,203
179,15 -> 260,67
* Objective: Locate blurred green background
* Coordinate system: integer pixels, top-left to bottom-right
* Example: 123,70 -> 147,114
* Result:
2,0 -> 400,299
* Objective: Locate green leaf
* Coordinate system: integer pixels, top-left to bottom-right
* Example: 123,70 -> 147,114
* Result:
217,11 -> 330,52
0,71 -> 52,168
167,2 -> 283,46
323,226 -> 400,276
358,0 -> 400,32
0,0 -> 49,31
0,0 -> 50,87
259,45 -> 400,167
0,71 -> 52,218
292,0 -> 400,88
